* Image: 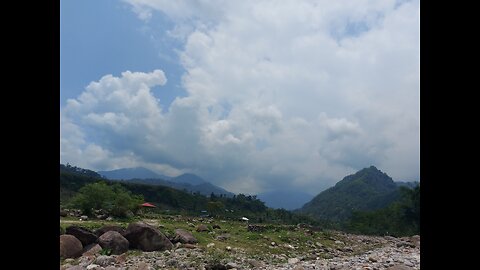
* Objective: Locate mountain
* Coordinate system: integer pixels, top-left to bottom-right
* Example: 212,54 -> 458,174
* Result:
127,176 -> 235,198
257,190 -> 314,210
98,169 -> 234,197
61,163 -> 102,178
172,173 -> 206,185
298,166 -> 400,222
60,164 -> 317,225
395,181 -> 420,189
97,167 -> 171,180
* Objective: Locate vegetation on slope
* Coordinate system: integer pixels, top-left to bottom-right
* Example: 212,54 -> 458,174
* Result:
299,166 -> 400,222
60,164 -> 318,225
345,185 -> 420,236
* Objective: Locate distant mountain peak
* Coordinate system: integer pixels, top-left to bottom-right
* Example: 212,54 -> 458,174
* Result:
173,173 -> 207,185
97,167 -> 168,180
299,166 -> 399,222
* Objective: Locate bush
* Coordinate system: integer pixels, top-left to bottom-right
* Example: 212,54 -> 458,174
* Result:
69,182 -> 144,218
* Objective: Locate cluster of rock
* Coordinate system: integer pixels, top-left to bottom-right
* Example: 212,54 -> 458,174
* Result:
61,220 -> 420,270
60,222 -> 183,260
60,209 -> 113,221
61,233 -> 419,270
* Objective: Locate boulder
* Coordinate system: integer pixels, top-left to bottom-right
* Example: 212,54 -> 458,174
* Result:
206,263 -> 227,270
124,222 -> 173,251
98,231 -> 129,255
247,224 -> 266,232
196,224 -> 210,232
60,235 -> 83,259
82,243 -> 102,256
66,226 -> 98,246
216,233 -> 231,241
95,225 -> 126,237
182,243 -> 197,249
60,209 -> 68,217
95,255 -> 116,267
173,229 -> 198,244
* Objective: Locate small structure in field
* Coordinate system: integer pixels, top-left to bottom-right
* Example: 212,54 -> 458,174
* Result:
140,202 -> 157,208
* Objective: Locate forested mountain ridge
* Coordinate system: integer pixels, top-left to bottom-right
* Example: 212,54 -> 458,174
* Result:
60,164 -> 316,225
298,166 -> 402,222
97,168 -> 234,197
98,167 -> 169,180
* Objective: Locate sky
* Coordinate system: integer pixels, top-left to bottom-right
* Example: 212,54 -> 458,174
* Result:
60,0 -> 420,195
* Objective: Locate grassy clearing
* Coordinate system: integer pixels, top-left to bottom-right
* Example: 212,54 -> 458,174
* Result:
60,214 -> 379,262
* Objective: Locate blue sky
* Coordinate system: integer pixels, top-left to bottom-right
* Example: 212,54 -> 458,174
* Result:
60,0 -> 419,195
60,0 -> 185,110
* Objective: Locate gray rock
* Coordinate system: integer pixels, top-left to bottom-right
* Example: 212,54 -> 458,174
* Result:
174,228 -> 198,244
95,255 -> 116,267
226,262 -> 238,269
82,243 -> 102,256
216,233 -> 231,241
78,256 -> 95,267
124,222 -> 173,251
288,258 -> 300,264
98,231 -> 129,255
206,263 -> 227,270
248,259 -> 263,268
95,225 -> 126,237
60,235 -> 83,259
166,259 -> 178,267
66,226 -> 98,246
196,224 -> 210,232
137,262 -> 153,270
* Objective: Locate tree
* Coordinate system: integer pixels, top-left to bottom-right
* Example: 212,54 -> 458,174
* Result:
207,201 -> 224,217
69,182 -> 115,215
69,182 -> 144,217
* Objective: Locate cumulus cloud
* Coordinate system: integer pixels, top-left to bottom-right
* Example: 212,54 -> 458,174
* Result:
61,1 -> 419,194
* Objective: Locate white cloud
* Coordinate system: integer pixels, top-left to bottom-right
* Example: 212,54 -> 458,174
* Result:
61,0 -> 419,195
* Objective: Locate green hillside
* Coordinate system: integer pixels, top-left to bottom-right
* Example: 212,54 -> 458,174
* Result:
298,166 -> 400,222
60,164 -> 317,225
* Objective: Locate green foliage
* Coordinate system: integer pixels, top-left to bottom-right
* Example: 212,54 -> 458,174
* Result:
207,201 -> 225,216
61,164 -> 323,226
69,182 -> 144,217
100,248 -> 112,256
299,166 -> 399,222
345,184 -> 420,236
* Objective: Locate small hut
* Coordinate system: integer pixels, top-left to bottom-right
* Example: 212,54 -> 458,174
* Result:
139,202 -> 157,216
141,202 -> 157,208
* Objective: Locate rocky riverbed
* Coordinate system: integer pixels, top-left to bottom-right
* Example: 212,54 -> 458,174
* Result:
60,232 -> 420,270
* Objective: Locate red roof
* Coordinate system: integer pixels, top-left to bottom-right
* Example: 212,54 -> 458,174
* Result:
140,202 -> 156,208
